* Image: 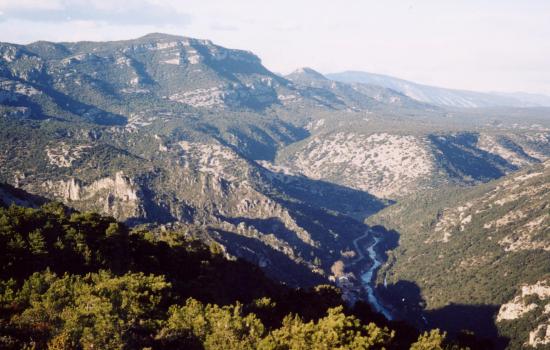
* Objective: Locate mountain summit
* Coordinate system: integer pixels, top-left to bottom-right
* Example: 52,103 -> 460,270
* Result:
286,67 -> 329,83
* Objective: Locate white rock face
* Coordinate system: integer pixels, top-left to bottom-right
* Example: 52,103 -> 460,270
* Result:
174,140 -> 318,249
60,53 -> 89,65
122,36 -> 260,69
304,118 -> 325,131
281,132 -> 434,198
154,41 -> 180,50
163,57 -> 180,65
42,172 -> 142,220
476,132 -> 548,166
179,140 -> 240,180
498,214 -> 550,252
524,133 -> 550,161
187,52 -> 201,64
169,87 -> 226,108
498,281 -> 550,321
277,94 -> 302,105
115,56 -> 132,66
477,134 -> 531,166
529,324 -> 550,348
49,178 -> 82,201
169,81 -> 276,108
2,47 -> 17,62
497,280 -> 550,347
433,202 -> 474,242
490,169 -> 550,252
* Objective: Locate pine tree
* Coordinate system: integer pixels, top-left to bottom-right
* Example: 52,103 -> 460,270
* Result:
28,229 -> 46,255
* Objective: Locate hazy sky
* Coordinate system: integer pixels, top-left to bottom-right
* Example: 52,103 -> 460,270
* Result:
1,0 -> 549,95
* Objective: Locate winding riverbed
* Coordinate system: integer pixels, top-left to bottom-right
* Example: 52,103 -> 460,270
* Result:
352,230 -> 393,320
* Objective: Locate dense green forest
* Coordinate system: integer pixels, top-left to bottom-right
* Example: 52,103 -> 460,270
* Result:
0,201 -> 472,349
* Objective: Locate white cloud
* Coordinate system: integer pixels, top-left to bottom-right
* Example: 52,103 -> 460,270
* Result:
0,0 -> 63,10
0,0 -> 190,26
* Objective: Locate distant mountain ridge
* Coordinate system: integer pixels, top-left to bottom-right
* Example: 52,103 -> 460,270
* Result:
327,70 -> 550,108
285,67 -> 433,110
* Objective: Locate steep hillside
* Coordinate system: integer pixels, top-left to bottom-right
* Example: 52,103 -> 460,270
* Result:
1,114 -> 391,286
369,162 -> 550,348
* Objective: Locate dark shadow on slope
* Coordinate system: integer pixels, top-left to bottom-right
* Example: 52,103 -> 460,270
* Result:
225,121 -> 309,161
0,96 -> 68,122
428,303 -> 507,350
272,200 -> 372,256
8,76 -> 128,125
371,225 -> 400,260
200,137 -> 392,284
428,132 -> 517,182
298,85 -> 348,108
40,85 -> 127,125
497,136 -> 541,164
363,225 -> 508,349
265,120 -> 311,145
127,58 -> 156,86
125,184 -> 177,226
267,172 -> 391,221
210,119 -> 310,161
226,126 -> 287,161
379,280 -> 509,350
0,183 -> 49,208
217,215 -> 317,259
213,229 -> 326,288
213,132 -> 389,219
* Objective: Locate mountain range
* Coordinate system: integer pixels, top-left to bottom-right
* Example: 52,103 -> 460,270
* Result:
327,71 -> 550,108
1,33 -> 549,349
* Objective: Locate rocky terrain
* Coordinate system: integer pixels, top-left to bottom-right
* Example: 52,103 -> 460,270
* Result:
276,131 -> 435,198
498,280 -> 550,348
275,129 -> 549,200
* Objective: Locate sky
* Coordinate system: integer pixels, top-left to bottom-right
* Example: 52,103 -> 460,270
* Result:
0,0 -> 549,95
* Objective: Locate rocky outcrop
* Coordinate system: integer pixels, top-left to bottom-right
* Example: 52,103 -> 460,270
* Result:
42,171 -> 143,221
497,281 -> 550,321
497,280 -> 550,348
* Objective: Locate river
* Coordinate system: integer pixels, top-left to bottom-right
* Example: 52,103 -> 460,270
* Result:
352,230 -> 393,320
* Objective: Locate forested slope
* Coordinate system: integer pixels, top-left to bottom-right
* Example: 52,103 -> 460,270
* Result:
0,199 -> 475,349
370,162 -> 550,349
